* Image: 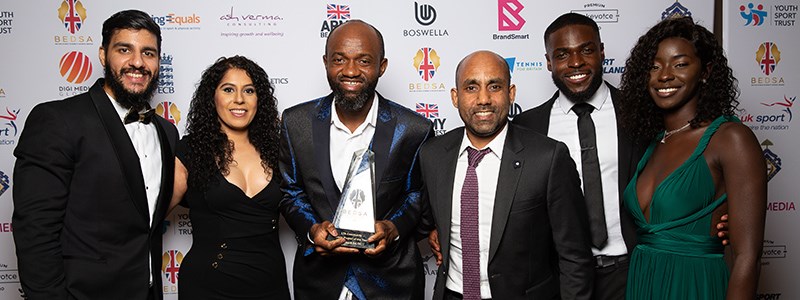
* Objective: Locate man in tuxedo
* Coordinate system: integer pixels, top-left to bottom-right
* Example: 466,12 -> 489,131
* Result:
279,20 -> 433,299
512,13 -> 638,299
421,50 -> 593,300
12,10 -> 178,300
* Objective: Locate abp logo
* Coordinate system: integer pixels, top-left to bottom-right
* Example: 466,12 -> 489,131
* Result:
155,101 -> 182,125
59,51 -> 92,84
57,0 -> 87,34
498,0 -> 525,31
756,42 -> 781,76
162,250 -> 184,285
740,3 -> 768,26
413,47 -> 440,82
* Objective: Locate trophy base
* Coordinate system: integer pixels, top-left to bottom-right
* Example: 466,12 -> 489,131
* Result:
327,229 -> 375,249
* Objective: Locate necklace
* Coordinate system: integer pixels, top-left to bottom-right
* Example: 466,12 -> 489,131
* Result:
660,122 -> 691,144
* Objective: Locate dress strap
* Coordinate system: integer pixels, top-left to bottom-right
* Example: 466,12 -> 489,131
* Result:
690,115 -> 739,159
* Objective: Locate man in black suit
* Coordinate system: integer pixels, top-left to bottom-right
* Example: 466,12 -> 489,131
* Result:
279,20 -> 433,299
12,10 -> 178,300
512,13 -> 640,300
421,50 -> 593,300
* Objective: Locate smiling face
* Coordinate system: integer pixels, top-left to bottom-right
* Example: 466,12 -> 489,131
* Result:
214,68 -> 257,134
649,37 -> 708,113
99,28 -> 160,110
545,24 -> 605,102
452,51 -> 515,149
324,22 -> 387,112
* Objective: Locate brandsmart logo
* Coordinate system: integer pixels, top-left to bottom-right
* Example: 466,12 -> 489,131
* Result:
494,0 -> 529,40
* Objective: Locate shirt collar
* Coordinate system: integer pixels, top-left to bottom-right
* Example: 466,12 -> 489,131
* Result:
555,81 -> 610,115
331,93 -> 379,134
106,92 -> 131,124
458,122 -> 508,160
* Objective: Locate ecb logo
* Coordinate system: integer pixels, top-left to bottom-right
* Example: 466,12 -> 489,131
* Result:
498,0 -> 525,31
59,51 -> 93,84
756,42 -> 781,76
0,170 -> 10,197
57,0 -> 86,34
320,4 -> 350,38
414,2 -> 436,26
413,47 -> 440,82
155,101 -> 182,125
761,139 -> 781,181
662,1 -> 692,20
158,53 -> 175,94
161,250 -> 184,285
740,3 -> 768,26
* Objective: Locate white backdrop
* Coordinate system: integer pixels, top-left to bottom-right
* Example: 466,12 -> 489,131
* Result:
0,1 -> 791,299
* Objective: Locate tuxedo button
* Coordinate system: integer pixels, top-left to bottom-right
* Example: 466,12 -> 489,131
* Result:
211,261 -> 218,268
272,226 -> 277,230
217,253 -> 224,259
220,243 -> 227,249
271,219 -> 277,224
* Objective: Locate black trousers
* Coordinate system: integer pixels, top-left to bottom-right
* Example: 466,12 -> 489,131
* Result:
592,258 -> 629,300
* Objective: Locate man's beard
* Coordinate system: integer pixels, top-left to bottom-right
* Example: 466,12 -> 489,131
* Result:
329,75 -> 377,112
104,64 -> 158,111
552,70 -> 604,103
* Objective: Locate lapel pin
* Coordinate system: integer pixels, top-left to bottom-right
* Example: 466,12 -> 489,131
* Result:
514,161 -> 521,169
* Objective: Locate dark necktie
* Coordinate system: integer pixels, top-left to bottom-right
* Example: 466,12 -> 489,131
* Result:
461,147 -> 492,300
124,108 -> 156,124
572,103 -> 608,248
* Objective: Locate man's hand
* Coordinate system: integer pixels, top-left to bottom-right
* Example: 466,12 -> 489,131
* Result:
716,214 -> 730,246
428,229 -> 442,266
309,221 -> 360,256
364,220 -> 399,257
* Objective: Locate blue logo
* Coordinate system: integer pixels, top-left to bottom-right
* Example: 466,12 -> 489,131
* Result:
662,1 -> 692,20
740,3 -> 768,26
158,53 -> 174,94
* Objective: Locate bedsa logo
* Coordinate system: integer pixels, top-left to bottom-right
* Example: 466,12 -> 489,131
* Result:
150,12 -> 201,31
416,103 -> 446,136
320,4 -> 350,38
155,101 -> 182,125
740,3 -> 768,25
410,48 -> 446,92
0,11 -> 13,35
0,170 -> 10,197
572,3 -> 620,24
661,1 -> 692,20
761,139 -> 781,181
54,0 -> 93,45
404,2 -> 449,37
161,250 -> 183,293
0,107 -> 20,145
752,42 -> 784,86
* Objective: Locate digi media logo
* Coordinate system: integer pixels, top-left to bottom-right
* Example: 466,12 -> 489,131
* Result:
161,250 -> 183,292
413,47 -> 440,82
0,170 -> 10,197
0,107 -> 20,145
498,0 -> 525,31
572,3 -> 620,24
756,42 -> 780,75
416,103 -> 446,136
320,4 -> 350,38
155,101 -> 182,125
158,53 -> 174,94
59,51 -> 92,84
57,0 -> 86,34
741,3 -> 768,26
661,1 -> 692,20
415,2 -> 436,26
761,139 -> 781,181
0,11 -> 13,35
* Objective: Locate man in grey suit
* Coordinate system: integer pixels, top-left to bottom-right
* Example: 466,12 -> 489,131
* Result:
279,20 -> 433,299
421,50 -> 593,300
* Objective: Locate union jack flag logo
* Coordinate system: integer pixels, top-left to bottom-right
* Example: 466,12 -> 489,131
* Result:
416,103 -> 439,119
756,42 -> 781,76
57,0 -> 87,34
327,4 -> 351,20
155,101 -> 182,125
161,250 -> 183,285
413,47 -> 441,82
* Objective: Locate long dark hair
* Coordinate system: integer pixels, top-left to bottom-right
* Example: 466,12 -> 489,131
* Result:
184,56 -> 280,191
618,17 -> 739,142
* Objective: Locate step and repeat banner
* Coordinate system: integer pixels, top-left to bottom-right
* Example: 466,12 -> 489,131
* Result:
0,1 -> 793,299
723,2 -> 799,300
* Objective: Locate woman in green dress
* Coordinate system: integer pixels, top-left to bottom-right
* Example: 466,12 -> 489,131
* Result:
618,17 -> 766,299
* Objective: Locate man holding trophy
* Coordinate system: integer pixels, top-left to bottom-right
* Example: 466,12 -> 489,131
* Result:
279,20 -> 434,300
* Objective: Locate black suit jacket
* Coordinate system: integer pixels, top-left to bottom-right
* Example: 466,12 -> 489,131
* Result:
421,124 -> 594,300
279,93 -> 434,300
12,79 -> 178,300
512,82 -> 642,254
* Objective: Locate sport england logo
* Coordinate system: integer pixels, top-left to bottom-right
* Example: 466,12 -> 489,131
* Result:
320,4 -> 350,38
498,0 -> 525,31
57,0 -> 86,34
761,139 -> 781,181
158,54 -> 174,94
741,3 -> 768,26
662,1 -> 692,20
59,51 -> 92,84
155,102 -> 182,125
415,2 -> 436,26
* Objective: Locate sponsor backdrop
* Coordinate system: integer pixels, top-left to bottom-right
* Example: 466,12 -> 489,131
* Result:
724,2 -> 799,300
0,1 -> 792,299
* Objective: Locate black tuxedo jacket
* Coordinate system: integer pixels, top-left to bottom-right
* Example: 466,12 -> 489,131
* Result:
12,79 -> 178,300
279,93 -> 434,300
421,124 -> 593,300
512,82 -> 643,254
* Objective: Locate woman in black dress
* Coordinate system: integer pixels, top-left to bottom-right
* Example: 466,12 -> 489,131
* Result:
170,56 -> 290,299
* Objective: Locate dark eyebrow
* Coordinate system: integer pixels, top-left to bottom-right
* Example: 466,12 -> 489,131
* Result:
111,42 -> 157,54
554,41 -> 596,53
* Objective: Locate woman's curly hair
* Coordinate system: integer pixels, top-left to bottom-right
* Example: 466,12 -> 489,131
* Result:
618,16 -> 739,142
184,56 -> 280,191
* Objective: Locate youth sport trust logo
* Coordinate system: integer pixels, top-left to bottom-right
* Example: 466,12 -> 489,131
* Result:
752,41 -> 784,86
741,3 -> 768,26
320,4 -> 350,38
54,0 -> 93,45
155,101 -> 182,125
0,11 -> 13,35
739,3 -> 797,27
416,103 -> 446,136
161,250 -> 183,293
410,48 -> 445,93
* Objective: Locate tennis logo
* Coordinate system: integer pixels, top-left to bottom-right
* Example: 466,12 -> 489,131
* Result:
58,51 -> 92,84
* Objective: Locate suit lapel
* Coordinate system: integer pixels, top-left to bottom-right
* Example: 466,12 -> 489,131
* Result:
89,79 -> 149,222
488,124 -> 524,263
371,95 -> 395,191
312,94 -> 340,218
609,84 -> 634,205
151,119 -> 174,230
437,128 -> 463,263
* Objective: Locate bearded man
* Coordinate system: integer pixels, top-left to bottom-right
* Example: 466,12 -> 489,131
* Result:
12,10 -> 178,300
279,20 -> 433,300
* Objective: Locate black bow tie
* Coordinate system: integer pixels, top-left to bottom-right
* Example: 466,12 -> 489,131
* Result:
124,108 -> 156,124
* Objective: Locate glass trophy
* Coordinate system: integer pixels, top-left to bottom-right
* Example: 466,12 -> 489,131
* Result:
330,148 -> 377,249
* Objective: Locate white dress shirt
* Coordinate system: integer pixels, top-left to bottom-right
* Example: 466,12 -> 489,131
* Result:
107,93 -> 162,284
547,83 -> 627,256
329,94 -> 378,300
446,124 -> 508,299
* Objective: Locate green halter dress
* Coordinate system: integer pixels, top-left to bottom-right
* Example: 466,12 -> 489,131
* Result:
624,115 -> 737,299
